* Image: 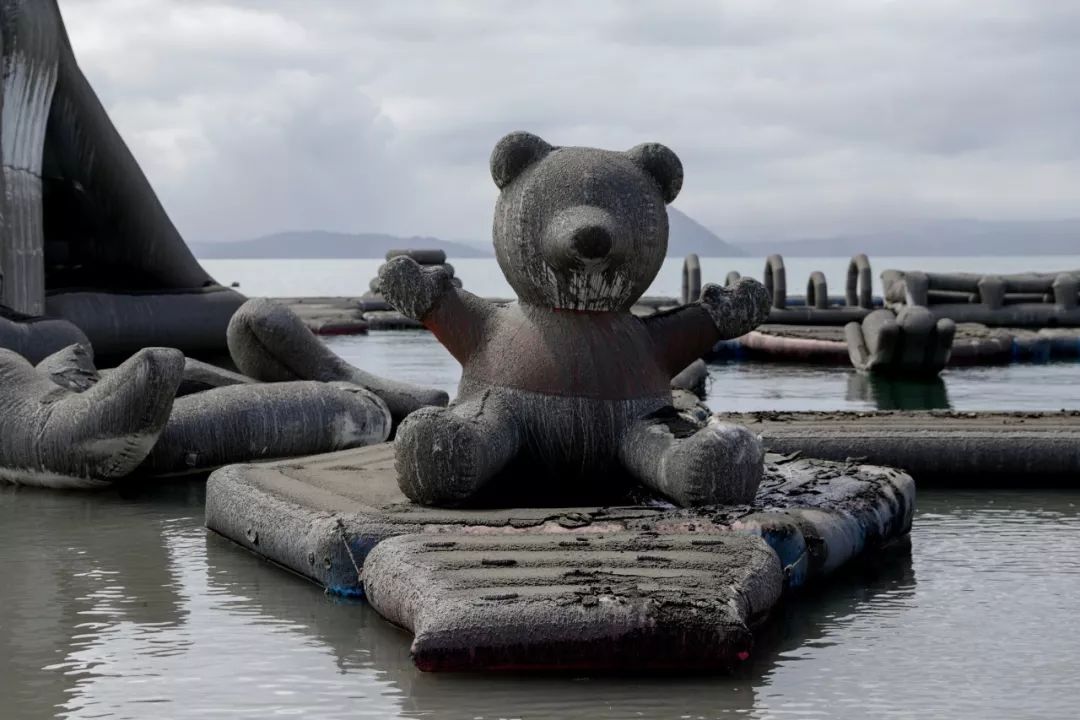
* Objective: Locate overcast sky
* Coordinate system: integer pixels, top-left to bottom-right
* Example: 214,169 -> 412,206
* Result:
61,0 -> 1080,244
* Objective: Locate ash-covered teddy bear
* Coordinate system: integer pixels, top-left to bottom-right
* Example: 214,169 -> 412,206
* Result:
379,132 -> 770,507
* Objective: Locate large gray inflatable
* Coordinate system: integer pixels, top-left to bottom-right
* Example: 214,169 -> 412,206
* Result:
0,303 -> 87,362
0,346 -> 183,487
1,0 -> 244,360
7,342 -> 393,485
226,298 -> 449,428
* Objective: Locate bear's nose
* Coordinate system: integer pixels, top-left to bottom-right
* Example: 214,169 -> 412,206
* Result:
571,226 -> 613,260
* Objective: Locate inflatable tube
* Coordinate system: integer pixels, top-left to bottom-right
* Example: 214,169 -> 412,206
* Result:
45,287 -> 244,360
769,295 -> 850,308
845,254 -> 873,309
226,298 -> 448,426
362,310 -> 425,330
806,271 -> 828,310
0,345 -> 182,488
0,303 -> 89,363
1,0 -> 244,354
725,270 -> 742,287
947,331 -> 1013,365
764,254 -> 786,310
358,294 -> 394,312
739,329 -> 850,363
927,290 -> 977,304
727,410 -> 1080,487
177,357 -> 255,397
924,304 -> 1080,328
766,306 -> 870,325
138,381 -> 391,477
681,253 -> 701,305
1038,329 -> 1080,358
386,249 -> 447,265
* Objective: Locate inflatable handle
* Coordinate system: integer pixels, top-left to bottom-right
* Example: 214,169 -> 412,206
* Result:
806,271 -> 829,310
977,276 -> 1006,309
903,272 -> 929,307
764,254 -> 786,310
1053,274 -> 1079,310
682,254 -> 702,305
846,254 -> 873,309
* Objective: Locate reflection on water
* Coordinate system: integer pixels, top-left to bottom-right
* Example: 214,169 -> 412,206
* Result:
846,373 -> 950,410
3,485 -> 1080,718
326,332 -> 1080,412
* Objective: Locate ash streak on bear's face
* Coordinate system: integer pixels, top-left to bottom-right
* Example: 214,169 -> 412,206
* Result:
490,132 -> 682,312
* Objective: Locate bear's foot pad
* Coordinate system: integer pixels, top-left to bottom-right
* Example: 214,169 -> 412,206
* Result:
363,530 -> 782,672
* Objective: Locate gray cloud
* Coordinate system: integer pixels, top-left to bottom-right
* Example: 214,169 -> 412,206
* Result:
59,0 -> 1080,243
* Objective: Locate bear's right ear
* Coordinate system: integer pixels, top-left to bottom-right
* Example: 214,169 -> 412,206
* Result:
490,131 -> 553,189
625,143 -> 683,203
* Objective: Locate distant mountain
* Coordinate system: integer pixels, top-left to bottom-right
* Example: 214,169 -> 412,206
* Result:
734,219 -> 1080,257
667,208 -> 745,257
191,230 -> 490,259
191,208 -> 742,260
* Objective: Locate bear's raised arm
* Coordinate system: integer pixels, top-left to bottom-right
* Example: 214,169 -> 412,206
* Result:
378,257 -> 495,363
644,278 -> 771,375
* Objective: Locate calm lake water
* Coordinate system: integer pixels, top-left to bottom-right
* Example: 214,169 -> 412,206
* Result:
327,331 -> 1080,412
2,255 -> 1079,718
4,485 -> 1079,719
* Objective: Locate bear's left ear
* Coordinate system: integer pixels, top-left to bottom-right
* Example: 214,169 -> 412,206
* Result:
490,131 -> 554,189
626,143 -> 683,203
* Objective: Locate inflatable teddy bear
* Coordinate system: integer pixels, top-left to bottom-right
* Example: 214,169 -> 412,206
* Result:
379,131 -> 771,507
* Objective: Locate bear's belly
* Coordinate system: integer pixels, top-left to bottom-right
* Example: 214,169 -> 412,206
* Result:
462,305 -> 672,400
460,379 -> 669,474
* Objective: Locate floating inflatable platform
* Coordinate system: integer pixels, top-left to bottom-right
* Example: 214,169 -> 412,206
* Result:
206,443 -> 913,671
712,323 -> 1079,365
272,297 -> 369,335
723,410 -> 1080,486
883,268 -> 1080,328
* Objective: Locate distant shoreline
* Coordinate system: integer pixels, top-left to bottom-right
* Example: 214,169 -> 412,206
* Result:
196,252 -> 1080,260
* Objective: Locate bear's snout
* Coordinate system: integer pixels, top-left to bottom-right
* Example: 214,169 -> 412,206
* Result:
570,225 -> 613,261
542,205 -> 619,273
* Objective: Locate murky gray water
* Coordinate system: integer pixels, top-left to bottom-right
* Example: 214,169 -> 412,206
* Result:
2,332 -> 1079,718
3,484 -> 1079,719
327,331 -> 1080,412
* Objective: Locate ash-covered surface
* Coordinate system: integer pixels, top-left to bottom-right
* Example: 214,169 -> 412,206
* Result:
207,440 -> 914,670
724,410 -> 1080,486
363,531 -> 782,672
